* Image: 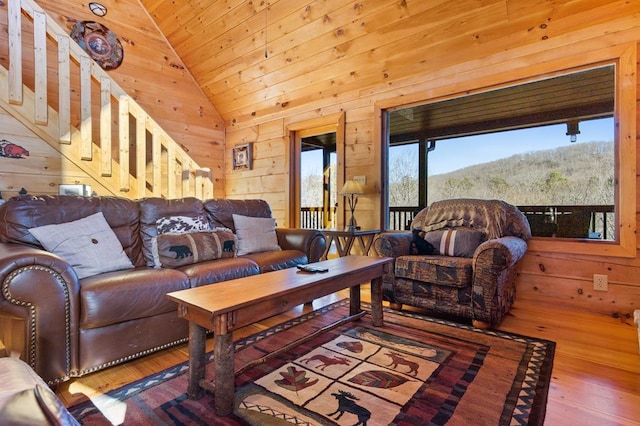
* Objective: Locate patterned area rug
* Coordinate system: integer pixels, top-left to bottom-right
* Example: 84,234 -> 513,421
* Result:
68,300 -> 554,425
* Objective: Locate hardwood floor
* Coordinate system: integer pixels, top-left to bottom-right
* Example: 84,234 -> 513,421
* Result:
54,287 -> 640,425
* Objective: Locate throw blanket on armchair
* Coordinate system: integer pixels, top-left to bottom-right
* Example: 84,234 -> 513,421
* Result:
411,198 -> 532,241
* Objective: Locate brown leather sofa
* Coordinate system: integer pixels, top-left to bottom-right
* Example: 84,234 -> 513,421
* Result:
0,195 -> 325,385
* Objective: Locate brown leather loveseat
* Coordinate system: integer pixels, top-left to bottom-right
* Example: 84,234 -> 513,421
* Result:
0,195 -> 326,385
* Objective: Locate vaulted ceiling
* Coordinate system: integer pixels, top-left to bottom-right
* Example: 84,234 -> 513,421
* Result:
37,0 -> 570,124
29,0 -> 630,160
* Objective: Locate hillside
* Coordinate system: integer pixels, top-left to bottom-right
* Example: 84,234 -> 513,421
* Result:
390,141 -> 614,207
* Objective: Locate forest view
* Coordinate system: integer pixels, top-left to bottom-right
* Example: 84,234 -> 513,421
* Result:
301,140 -> 614,209
388,140 -> 614,207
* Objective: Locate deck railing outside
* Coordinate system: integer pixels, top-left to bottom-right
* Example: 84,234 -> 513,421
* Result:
300,207 -> 337,229
302,205 -> 615,239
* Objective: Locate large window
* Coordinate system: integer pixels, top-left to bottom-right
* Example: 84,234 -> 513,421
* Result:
388,118 -> 615,239
384,57 -> 637,257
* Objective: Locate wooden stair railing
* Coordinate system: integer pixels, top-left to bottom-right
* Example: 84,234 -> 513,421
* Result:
0,0 -> 213,199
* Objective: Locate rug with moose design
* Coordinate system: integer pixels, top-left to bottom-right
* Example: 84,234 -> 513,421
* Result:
69,299 -> 554,425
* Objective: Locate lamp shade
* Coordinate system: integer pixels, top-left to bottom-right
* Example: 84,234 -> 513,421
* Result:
340,179 -> 364,195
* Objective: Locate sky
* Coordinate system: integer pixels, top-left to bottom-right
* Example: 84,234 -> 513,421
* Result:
301,117 -> 614,178
419,117 -> 615,175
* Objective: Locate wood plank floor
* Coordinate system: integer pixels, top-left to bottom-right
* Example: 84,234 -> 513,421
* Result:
54,286 -> 640,425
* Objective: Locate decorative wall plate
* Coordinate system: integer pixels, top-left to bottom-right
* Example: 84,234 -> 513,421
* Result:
70,21 -> 123,70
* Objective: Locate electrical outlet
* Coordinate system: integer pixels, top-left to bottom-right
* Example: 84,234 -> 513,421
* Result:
593,274 -> 608,291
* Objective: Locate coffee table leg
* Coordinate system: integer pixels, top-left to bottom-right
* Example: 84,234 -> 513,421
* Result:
371,276 -> 384,327
349,285 -> 361,316
214,332 -> 235,416
188,321 -> 206,399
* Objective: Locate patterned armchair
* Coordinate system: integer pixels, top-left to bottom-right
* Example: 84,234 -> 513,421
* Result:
374,198 -> 531,328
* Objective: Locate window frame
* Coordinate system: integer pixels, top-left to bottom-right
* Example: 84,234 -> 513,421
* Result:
379,43 -> 637,258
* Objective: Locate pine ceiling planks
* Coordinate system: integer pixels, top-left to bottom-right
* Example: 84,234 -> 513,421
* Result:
28,0 -> 640,133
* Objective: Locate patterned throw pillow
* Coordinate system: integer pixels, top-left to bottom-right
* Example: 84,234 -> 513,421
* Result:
410,230 -> 437,255
156,230 -> 237,268
28,212 -> 134,279
423,228 -> 485,258
155,215 -> 209,235
151,215 -> 211,268
232,214 -> 281,256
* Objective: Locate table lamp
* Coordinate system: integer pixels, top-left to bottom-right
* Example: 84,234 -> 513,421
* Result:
340,179 -> 364,231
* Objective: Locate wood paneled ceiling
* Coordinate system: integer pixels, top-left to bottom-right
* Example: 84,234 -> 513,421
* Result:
139,0 -> 523,123
33,0 -> 629,136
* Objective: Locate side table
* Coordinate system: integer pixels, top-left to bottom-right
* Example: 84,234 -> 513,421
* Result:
320,228 -> 380,259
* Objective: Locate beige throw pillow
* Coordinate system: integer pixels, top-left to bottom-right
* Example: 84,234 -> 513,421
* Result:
232,214 -> 281,255
28,212 -> 134,279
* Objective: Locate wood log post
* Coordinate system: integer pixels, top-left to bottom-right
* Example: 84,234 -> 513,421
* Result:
214,332 -> 235,416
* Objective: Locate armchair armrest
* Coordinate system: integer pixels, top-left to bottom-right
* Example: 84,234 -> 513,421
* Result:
471,236 -> 528,324
275,228 -> 327,263
0,243 -> 80,384
373,231 -> 413,258
473,236 -> 528,270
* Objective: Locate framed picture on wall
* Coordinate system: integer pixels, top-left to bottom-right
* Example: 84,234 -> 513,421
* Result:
232,143 -> 253,171
59,184 -> 92,196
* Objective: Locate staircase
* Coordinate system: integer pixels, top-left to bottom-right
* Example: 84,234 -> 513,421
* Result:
0,0 -> 213,199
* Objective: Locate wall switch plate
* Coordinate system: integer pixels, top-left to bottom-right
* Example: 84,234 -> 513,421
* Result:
593,274 -> 608,291
354,175 -> 366,186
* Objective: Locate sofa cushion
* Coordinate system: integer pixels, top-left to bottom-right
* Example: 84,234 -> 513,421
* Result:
423,228 -> 485,258
232,214 -> 281,255
79,267 -> 190,328
395,255 -> 473,288
242,249 -> 307,273
204,199 -> 273,231
179,257 -> 261,287
28,212 -> 134,279
156,230 -> 237,268
139,197 -> 205,267
0,194 -> 144,266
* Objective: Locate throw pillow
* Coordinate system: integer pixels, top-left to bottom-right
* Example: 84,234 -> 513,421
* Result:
28,212 -> 134,279
150,215 -> 211,268
232,214 -> 281,256
423,228 -> 485,258
156,230 -> 237,268
410,230 -> 437,255
156,215 -> 210,235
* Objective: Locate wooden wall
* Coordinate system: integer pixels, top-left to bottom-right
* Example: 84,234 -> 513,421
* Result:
0,106 -> 109,197
0,0 -> 227,197
218,2 -> 640,318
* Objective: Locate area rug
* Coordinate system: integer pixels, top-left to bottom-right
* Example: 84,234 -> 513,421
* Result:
68,299 -> 555,425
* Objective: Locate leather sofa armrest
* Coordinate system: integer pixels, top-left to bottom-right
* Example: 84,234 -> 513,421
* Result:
373,231 -> 412,258
275,228 -> 327,263
0,243 -> 80,384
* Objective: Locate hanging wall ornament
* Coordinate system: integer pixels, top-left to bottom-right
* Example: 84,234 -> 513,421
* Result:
70,21 -> 124,70
0,139 -> 29,159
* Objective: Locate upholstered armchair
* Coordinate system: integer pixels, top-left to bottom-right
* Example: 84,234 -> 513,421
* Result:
374,198 -> 531,328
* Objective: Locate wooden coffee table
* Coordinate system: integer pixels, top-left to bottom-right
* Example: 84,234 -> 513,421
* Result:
166,255 -> 392,416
